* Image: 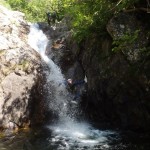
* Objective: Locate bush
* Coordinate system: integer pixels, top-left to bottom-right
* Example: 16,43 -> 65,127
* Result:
6,0 -> 63,22
6,0 -> 141,41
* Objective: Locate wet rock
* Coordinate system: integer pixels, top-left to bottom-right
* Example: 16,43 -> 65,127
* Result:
40,20 -> 85,85
39,19 -> 87,107
79,12 -> 150,131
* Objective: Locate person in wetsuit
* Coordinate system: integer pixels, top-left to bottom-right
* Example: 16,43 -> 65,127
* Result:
67,79 -> 87,101
46,11 -> 57,25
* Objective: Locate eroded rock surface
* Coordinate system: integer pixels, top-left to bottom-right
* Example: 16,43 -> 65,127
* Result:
0,5 -> 45,131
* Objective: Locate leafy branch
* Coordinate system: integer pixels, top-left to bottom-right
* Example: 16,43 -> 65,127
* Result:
112,30 -> 140,52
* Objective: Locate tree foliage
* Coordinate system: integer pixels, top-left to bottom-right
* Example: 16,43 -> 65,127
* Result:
5,0 -> 141,40
60,0 -> 141,41
6,0 -> 63,22
0,0 -> 11,8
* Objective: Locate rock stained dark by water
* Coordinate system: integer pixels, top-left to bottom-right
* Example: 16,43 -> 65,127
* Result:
38,21 -> 86,100
78,11 -> 150,131
39,11 -> 150,131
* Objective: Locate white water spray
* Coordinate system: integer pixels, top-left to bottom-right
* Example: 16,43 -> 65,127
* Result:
28,23 -> 63,82
28,23 -> 72,121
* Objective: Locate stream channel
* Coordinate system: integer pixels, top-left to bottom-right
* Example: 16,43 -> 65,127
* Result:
0,24 -> 149,150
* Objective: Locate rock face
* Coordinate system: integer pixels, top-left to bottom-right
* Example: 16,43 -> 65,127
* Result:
39,21 -> 86,102
78,12 -> 150,131
39,21 -> 82,80
40,12 -> 150,131
107,12 -> 149,62
0,5 -> 45,130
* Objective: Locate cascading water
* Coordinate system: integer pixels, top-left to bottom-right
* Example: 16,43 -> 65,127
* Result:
27,23 -> 119,149
28,23 -> 73,122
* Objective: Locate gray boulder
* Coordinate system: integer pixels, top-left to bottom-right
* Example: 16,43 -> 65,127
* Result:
0,5 -> 45,131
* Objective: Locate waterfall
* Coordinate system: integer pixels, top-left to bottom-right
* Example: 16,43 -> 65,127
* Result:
27,23 -> 118,149
28,23 -> 74,122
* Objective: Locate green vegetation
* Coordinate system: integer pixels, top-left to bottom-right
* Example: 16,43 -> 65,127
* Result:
112,30 -> 140,52
61,0 -> 141,41
65,0 -> 114,41
60,0 -> 140,41
4,0 -> 140,41
0,0 -> 10,8
1,59 -> 30,78
6,0 -> 63,22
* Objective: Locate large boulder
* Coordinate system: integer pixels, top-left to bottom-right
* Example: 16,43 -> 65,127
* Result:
107,12 -> 149,62
79,12 -> 150,131
0,5 -> 45,131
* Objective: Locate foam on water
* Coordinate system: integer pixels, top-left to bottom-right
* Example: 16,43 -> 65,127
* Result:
47,121 -> 118,149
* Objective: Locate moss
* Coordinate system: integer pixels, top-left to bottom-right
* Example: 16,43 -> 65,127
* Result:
2,68 -> 11,76
112,30 -> 140,52
18,60 -> 30,72
0,50 -> 6,56
1,59 -> 31,78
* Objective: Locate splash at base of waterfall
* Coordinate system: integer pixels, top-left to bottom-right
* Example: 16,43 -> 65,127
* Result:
47,121 -> 119,150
